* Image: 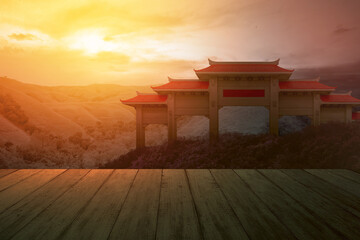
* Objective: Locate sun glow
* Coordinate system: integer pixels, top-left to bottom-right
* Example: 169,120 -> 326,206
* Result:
68,31 -> 117,55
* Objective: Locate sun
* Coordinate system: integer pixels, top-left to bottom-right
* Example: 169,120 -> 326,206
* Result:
68,31 -> 116,55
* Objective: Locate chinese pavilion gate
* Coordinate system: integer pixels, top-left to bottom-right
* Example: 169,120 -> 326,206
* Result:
122,59 -> 360,149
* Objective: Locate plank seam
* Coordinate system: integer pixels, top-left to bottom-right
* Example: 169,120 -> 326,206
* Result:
232,169 -> 299,240
0,169 -> 68,216
209,169 -> 251,240
57,169 -> 115,240
327,170 -> 360,185
280,169 -> 360,220
106,169 -> 139,240
304,169 -> 360,198
257,170 -> 347,239
0,169 -> 42,193
0,170 -> 18,179
154,169 -> 163,240
6,169 -> 92,240
184,169 -> 205,240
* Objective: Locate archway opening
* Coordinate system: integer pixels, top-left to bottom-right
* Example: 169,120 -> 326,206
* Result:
177,115 -> 209,139
219,106 -> 269,135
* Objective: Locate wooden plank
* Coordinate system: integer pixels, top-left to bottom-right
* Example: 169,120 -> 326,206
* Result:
326,169 -> 360,185
210,169 -> 296,240
234,169 -> 341,240
281,169 -> 360,219
0,169 -> 65,213
10,169 -> 113,240
156,169 -> 202,240
0,169 -> 41,192
59,169 -> 137,240
260,169 -> 360,239
186,169 -> 249,240
0,169 -> 90,240
108,169 -> 162,240
0,169 -> 17,179
306,169 -> 360,198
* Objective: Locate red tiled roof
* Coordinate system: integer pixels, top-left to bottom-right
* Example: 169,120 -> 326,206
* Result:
152,81 -> 209,90
353,112 -> 360,120
321,95 -> 360,103
195,64 -> 293,74
279,81 -> 335,90
121,94 -> 167,104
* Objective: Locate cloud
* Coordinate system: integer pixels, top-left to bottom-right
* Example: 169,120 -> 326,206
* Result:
1,0 -> 360,87
333,25 -> 355,35
292,61 -> 360,98
8,33 -> 38,41
92,51 -> 131,64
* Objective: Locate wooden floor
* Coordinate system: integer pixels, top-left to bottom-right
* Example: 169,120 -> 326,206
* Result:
0,169 -> 359,240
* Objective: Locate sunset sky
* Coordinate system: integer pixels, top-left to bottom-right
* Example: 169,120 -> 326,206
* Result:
1,0 -> 360,86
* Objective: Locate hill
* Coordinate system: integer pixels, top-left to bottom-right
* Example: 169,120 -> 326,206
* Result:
0,76 -> 355,168
0,77 -> 152,168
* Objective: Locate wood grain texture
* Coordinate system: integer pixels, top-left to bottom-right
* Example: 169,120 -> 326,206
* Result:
0,169 -> 65,213
0,169 -> 358,240
326,169 -> 360,185
156,169 -> 202,240
59,169 -> 137,240
186,169 -> 249,240
260,169 -> 360,239
0,169 -> 90,240
281,169 -> 360,219
306,169 -> 360,198
211,169 -> 296,240
0,169 -> 41,192
235,169 -> 341,240
108,169 -> 162,240
10,169 -> 112,240
0,169 -> 17,179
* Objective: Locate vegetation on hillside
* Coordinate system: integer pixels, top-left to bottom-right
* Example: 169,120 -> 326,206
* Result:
102,122 -> 360,169
0,94 -> 38,134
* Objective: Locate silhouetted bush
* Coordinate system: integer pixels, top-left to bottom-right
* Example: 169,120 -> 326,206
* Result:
101,122 -> 360,169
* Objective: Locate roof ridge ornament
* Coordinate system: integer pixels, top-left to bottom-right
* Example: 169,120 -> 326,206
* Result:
208,58 -> 280,66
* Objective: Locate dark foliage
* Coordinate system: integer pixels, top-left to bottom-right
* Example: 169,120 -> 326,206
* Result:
102,122 -> 360,169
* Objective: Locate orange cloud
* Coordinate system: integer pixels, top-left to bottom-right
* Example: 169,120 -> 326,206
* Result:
8,33 -> 37,41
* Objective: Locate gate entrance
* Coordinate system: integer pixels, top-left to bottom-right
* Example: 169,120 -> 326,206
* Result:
122,59 -> 360,149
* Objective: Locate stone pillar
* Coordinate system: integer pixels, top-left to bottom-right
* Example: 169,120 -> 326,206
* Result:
269,78 -> 279,135
136,106 -> 145,149
345,105 -> 352,123
312,93 -> 321,126
167,93 -> 177,143
209,78 -> 219,141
